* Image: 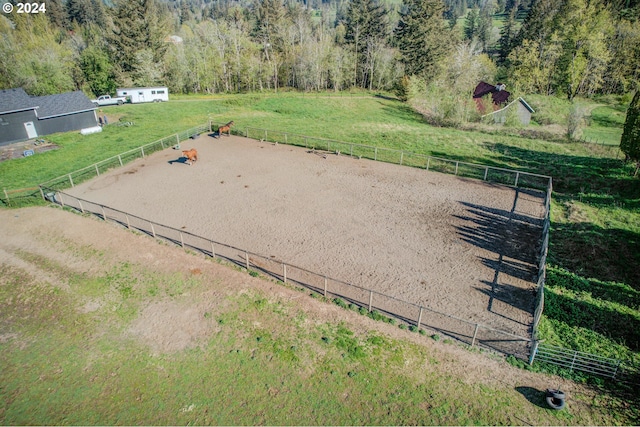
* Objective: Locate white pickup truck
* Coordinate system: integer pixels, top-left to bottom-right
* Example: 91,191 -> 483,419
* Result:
91,95 -> 127,106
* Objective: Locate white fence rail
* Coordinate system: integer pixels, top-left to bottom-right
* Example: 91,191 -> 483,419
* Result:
532,344 -> 639,383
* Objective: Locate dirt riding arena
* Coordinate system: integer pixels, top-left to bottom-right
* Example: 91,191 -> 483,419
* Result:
66,134 -> 547,341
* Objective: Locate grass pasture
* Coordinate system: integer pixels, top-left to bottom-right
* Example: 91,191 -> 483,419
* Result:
0,207 -> 637,425
1,92 -> 639,422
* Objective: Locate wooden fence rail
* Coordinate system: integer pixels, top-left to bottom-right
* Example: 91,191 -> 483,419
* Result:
42,187 -> 535,359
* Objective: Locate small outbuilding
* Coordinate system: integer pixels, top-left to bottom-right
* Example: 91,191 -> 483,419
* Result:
472,82 -> 534,125
489,97 -> 535,125
0,88 -> 99,145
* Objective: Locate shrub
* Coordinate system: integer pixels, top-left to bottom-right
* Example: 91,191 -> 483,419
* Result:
409,325 -> 418,332
431,334 -> 440,341
333,297 -> 348,309
368,310 -> 384,321
399,324 -> 407,330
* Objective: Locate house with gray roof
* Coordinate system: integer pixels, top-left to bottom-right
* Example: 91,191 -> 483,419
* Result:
0,88 -> 98,145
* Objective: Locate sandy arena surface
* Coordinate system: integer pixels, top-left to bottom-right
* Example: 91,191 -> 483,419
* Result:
65,134 -> 547,341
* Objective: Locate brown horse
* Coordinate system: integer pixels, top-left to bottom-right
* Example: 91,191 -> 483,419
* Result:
182,148 -> 198,165
217,121 -> 234,137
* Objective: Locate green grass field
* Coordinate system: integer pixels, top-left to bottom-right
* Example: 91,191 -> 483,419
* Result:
1,92 -> 639,423
1,228 -> 636,425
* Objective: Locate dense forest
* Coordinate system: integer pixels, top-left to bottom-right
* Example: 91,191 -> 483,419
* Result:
0,0 -> 638,102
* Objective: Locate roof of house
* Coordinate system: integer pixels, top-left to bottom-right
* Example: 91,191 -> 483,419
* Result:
35,91 -> 97,119
473,81 -> 510,105
518,97 -> 535,113
0,88 -> 96,118
0,88 -> 38,115
482,97 -> 536,118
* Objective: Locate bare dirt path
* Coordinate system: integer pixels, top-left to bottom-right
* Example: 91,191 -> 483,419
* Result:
63,134 -> 547,344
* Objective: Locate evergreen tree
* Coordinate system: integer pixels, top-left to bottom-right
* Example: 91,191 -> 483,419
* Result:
45,0 -> 69,29
343,0 -> 388,88
394,0 -> 452,81
498,7 -> 517,63
514,0 -> 562,49
65,0 -> 105,28
621,90 -> 640,176
109,0 -> 167,79
464,8 -> 478,40
252,0 -> 287,90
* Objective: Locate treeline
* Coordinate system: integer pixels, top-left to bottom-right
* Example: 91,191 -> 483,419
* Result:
0,0 -> 638,101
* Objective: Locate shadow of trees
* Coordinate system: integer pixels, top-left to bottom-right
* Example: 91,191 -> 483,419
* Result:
475,142 -> 639,287
456,194 -> 544,318
549,222 -> 640,287
543,280 -> 640,352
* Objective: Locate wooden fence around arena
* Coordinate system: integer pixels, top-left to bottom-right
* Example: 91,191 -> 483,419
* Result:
40,188 -> 535,359
26,122 -> 637,382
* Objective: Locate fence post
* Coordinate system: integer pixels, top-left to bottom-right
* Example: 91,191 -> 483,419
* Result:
125,214 -> 130,229
78,200 -> 85,214
368,290 -> 373,312
245,252 -> 250,270
283,264 -> 287,283
612,360 -> 621,379
176,134 -> 179,145
118,155 -> 123,167
3,189 -> 9,206
350,144 -> 353,157
455,161 -> 459,175
400,152 -> 404,166
426,158 -> 430,171
471,323 -> 480,347
141,146 -> 145,158
374,147 -> 378,161
150,222 -> 156,238
514,172 -> 520,187
210,241 -> 215,258
484,167 -> 489,180
95,164 -> 100,176
417,306 -> 423,328
323,276 -> 328,297
180,232 -> 184,248
529,340 -> 539,365
69,174 -> 74,187
101,206 -> 107,221
38,186 -> 45,201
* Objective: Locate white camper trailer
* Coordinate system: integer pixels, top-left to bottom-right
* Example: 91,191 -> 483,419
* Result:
116,87 -> 169,104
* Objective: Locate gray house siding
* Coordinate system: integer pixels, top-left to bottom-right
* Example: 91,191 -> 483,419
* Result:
36,110 -> 98,136
0,109 -> 39,146
0,88 -> 98,145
